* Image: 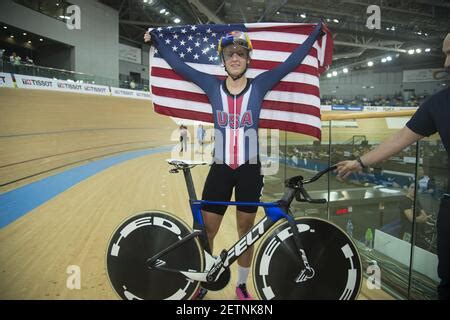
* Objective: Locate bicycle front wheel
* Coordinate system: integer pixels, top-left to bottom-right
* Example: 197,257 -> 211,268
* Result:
253,217 -> 362,300
106,211 -> 204,300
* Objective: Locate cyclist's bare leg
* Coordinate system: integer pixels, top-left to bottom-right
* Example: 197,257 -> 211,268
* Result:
201,209 -> 223,253
236,209 -> 257,267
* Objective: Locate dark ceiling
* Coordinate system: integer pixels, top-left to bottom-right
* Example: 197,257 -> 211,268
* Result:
98,0 -> 450,71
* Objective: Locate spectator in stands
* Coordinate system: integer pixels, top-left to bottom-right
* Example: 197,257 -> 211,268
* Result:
25,56 -> 34,65
129,80 -> 136,90
418,166 -> 436,195
196,124 -> 205,154
179,124 -> 188,155
0,49 -> 4,69
9,52 -> 21,65
320,94 -> 428,107
398,183 -> 431,248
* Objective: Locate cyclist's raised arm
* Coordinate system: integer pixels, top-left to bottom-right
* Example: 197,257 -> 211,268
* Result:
253,23 -> 324,94
146,30 -> 218,94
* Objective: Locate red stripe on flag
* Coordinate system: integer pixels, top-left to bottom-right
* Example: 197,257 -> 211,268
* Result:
261,101 -> 321,117
247,25 -> 318,35
151,86 -> 210,104
271,81 -> 319,96
152,67 -> 186,81
251,40 -> 318,56
250,60 -> 318,76
154,104 -> 213,122
259,119 -> 321,140
234,95 -> 243,167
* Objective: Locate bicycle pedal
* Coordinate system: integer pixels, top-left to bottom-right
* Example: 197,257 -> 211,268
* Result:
295,268 -> 315,283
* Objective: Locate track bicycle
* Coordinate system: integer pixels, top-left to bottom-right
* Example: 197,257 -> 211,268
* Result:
106,159 -> 362,300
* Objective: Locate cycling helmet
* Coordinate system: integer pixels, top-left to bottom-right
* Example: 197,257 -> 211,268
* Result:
218,31 -> 253,56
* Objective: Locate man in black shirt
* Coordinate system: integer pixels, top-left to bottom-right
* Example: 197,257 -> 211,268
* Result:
336,33 -> 450,300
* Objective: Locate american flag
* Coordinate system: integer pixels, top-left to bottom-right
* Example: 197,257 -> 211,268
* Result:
149,23 -> 333,140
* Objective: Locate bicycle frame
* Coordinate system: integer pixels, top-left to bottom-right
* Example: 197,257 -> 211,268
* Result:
147,164 -> 312,284
106,161 -> 361,300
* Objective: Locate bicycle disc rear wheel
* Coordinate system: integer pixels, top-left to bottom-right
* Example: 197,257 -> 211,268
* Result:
253,217 -> 361,300
106,211 -> 204,300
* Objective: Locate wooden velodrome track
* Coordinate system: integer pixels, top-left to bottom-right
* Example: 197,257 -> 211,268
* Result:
0,87 -> 395,300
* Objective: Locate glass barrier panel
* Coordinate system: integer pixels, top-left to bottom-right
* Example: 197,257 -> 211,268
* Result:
327,116 -> 419,299
409,136 -> 446,300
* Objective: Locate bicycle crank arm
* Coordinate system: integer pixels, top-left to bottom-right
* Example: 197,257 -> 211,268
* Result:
206,249 -> 227,282
295,267 -> 315,283
180,270 -> 209,282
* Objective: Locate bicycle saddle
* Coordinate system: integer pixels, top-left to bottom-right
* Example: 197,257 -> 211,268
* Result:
167,159 -> 209,169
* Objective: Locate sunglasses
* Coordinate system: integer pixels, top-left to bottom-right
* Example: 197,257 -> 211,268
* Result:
222,47 -> 249,61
